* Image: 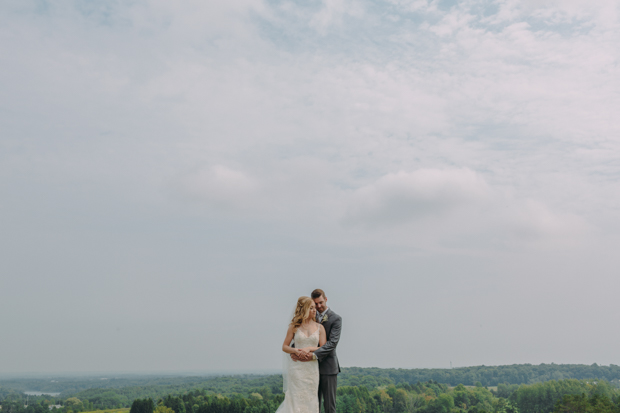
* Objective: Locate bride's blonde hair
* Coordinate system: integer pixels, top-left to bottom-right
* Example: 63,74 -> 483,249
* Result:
290,296 -> 314,331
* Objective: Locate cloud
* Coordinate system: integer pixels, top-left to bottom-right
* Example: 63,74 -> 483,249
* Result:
309,0 -> 363,34
172,165 -> 259,210
343,168 -> 489,226
498,199 -> 590,245
2,0 -> 620,373
340,168 -> 590,251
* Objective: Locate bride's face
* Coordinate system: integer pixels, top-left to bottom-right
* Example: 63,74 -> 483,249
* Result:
308,303 -> 317,321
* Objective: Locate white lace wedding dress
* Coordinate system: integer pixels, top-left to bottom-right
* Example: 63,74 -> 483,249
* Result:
277,327 -> 320,413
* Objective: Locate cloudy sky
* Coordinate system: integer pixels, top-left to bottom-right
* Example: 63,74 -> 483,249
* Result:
2,0 -> 620,374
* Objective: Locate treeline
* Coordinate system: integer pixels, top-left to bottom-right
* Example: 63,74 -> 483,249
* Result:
342,364 -> 620,387
129,390 -> 284,413
4,364 -> 620,413
4,378 -> 620,413
0,395 -> 60,413
0,387 -> 24,401
508,379 -> 618,413
66,362 -> 620,400
63,376 -> 284,409
3,365 -> 620,402
122,379 -> 620,413
336,380 -> 620,413
5,364 -> 620,397
0,376 -> 229,396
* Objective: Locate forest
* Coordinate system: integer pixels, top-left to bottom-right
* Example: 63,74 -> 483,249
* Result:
341,365 -> 620,387
2,364 -> 620,413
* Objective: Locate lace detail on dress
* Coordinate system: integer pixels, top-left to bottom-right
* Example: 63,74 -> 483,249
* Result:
276,327 -> 320,413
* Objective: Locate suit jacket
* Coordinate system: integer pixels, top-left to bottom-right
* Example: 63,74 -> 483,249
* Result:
313,308 -> 342,375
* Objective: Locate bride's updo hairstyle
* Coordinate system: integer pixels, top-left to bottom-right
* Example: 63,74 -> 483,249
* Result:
290,296 -> 314,331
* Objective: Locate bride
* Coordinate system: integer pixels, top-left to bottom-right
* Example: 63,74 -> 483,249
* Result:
277,296 -> 327,413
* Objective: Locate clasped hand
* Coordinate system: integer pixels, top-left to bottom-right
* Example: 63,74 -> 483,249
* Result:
291,348 -> 313,362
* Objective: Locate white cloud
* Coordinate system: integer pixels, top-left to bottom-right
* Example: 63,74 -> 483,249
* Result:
173,165 -> 259,210
309,0 -> 364,34
498,199 -> 590,245
343,168 -> 489,226
339,169 -> 590,251
2,0 -> 620,372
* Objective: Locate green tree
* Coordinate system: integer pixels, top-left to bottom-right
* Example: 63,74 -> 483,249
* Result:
154,406 -> 175,413
373,389 -> 393,413
65,398 -> 83,411
393,389 -> 408,413
130,399 -> 154,413
427,394 -> 454,413
162,396 -> 186,413
553,393 -> 616,413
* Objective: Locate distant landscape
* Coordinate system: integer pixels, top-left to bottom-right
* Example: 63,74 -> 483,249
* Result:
2,364 -> 619,413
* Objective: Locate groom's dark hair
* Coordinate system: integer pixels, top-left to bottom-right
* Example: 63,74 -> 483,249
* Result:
311,289 -> 326,299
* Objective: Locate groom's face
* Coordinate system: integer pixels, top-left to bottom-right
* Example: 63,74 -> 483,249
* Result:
313,295 -> 327,314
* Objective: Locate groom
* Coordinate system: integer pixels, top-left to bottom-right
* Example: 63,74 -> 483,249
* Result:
292,288 -> 342,413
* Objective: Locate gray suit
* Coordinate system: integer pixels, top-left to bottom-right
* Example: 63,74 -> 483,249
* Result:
314,309 -> 341,413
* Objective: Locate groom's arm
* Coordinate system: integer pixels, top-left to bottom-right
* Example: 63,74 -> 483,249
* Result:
313,316 -> 342,362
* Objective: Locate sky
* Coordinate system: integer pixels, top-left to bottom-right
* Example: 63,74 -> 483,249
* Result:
1,0 -> 620,375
